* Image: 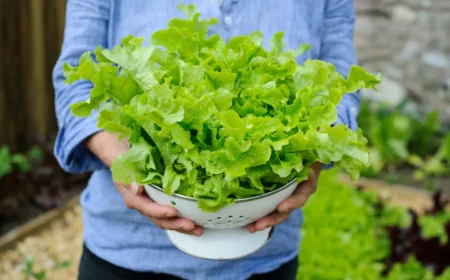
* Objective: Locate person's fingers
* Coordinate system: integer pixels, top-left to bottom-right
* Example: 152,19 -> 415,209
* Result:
115,182 -> 177,218
151,217 -> 197,232
176,226 -> 204,236
277,180 -> 316,213
116,182 -> 144,196
277,163 -> 322,213
247,211 -> 290,233
277,167 -> 320,213
115,182 -> 203,236
122,192 -> 178,218
247,222 -> 256,234
130,182 -> 144,196
115,182 -> 136,196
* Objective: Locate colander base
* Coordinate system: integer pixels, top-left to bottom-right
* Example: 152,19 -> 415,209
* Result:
166,226 -> 273,260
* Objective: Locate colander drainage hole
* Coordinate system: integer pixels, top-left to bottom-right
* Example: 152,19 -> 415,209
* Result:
216,217 -> 222,220
207,220 -> 212,222
228,215 -> 233,219
227,221 -> 232,223
239,216 -> 244,219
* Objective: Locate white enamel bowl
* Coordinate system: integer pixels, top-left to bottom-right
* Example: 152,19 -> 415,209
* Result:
143,180 -> 298,260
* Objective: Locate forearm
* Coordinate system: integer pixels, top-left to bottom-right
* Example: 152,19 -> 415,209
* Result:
320,0 -> 360,130
84,131 -> 129,168
52,0 -> 110,173
336,92 -> 359,131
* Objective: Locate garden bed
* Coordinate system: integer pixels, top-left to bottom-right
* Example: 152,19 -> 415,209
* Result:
1,171 -> 449,280
0,138 -> 90,236
299,171 -> 450,280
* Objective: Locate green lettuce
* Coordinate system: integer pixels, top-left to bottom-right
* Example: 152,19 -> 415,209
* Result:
63,4 -> 381,212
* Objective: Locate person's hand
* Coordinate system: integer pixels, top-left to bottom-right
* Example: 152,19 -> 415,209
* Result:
247,162 -> 322,233
114,182 -> 203,236
84,131 -> 203,236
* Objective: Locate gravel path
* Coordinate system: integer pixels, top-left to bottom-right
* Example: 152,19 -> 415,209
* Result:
0,205 -> 83,280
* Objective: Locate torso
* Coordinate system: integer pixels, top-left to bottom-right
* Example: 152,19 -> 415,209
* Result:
82,1 -> 327,279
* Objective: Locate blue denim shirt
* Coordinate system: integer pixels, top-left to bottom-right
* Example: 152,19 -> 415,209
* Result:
53,1 -> 359,279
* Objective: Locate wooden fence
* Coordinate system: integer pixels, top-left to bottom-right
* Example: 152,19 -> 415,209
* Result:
0,0 -> 67,151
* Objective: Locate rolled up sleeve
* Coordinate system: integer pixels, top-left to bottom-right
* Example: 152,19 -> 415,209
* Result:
52,0 -> 110,173
320,0 -> 360,131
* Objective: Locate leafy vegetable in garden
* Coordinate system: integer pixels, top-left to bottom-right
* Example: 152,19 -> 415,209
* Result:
358,100 -> 450,181
419,212 -> 450,245
0,141 -> 84,221
0,145 -> 43,180
63,4 -> 381,211
299,169 -> 450,280
298,169 -> 391,280
410,134 -> 450,181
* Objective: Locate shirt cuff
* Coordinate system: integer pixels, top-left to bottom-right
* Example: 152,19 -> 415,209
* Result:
54,114 -> 105,173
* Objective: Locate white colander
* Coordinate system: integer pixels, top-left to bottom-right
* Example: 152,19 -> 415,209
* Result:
143,179 -> 298,260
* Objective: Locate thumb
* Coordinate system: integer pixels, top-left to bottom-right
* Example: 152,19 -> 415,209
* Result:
130,182 -> 144,195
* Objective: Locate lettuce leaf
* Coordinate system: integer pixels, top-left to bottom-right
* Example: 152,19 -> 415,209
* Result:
63,4 -> 381,212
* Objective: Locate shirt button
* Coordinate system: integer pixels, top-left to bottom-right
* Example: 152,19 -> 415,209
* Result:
224,16 -> 232,25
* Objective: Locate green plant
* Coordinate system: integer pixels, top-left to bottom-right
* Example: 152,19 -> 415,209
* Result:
409,111 -> 442,157
22,256 -> 46,280
418,211 -> 450,245
298,169 -> 450,279
379,204 -> 412,228
0,146 -> 11,179
410,134 -> 450,180
371,108 -> 412,162
0,145 -> 33,179
27,145 -> 45,162
21,255 -> 72,280
358,100 -> 449,181
386,256 -> 450,280
297,169 -> 393,280
386,256 -> 435,280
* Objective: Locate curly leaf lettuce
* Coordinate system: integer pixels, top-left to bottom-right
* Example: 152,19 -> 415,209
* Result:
63,4 -> 382,212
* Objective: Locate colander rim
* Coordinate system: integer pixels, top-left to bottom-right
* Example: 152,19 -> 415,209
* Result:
145,179 -> 298,203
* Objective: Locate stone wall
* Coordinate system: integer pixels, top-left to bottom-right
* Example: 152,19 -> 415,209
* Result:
354,0 -> 450,123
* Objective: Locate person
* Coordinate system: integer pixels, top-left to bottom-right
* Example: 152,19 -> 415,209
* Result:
53,1 -> 360,279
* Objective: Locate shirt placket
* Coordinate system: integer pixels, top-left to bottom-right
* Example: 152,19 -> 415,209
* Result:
218,0 -> 239,36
